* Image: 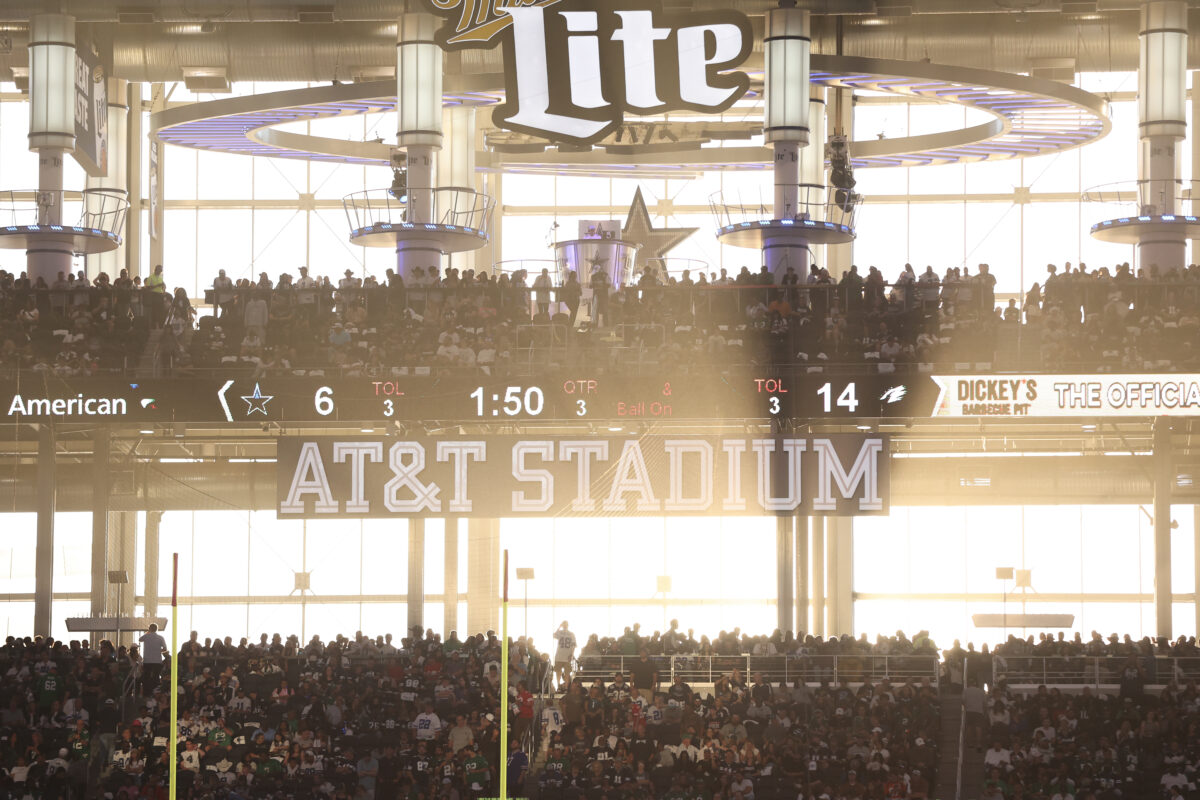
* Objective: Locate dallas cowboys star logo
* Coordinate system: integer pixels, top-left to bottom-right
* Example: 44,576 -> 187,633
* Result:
241,383 -> 274,416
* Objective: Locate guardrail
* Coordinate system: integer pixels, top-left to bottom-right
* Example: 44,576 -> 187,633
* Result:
710,183 -> 861,232
0,187 -> 129,236
992,655 -> 1200,687
342,187 -> 494,236
1082,179 -> 1198,211
573,653 -> 939,687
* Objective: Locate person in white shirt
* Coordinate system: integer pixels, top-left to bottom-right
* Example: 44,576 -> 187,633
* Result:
413,703 -> 444,741
552,622 -> 576,688
541,699 -> 565,744
139,624 -> 168,697
213,270 -> 235,318
295,266 -> 318,317
983,742 -> 1011,770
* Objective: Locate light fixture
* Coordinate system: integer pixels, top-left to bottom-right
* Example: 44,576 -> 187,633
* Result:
138,427 -> 154,435
360,425 -> 376,434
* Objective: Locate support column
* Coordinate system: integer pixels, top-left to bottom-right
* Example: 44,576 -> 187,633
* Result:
1154,418 -> 1173,640
126,83 -> 143,277
396,12 -> 445,281
776,515 -> 794,635
467,518 -> 501,635
33,425 -> 55,638
407,518 -> 426,635
440,105 -> 477,273
27,13 -> 76,285
762,2 -> 810,283
812,516 -> 825,638
795,513 -> 809,636
830,517 -> 855,636
143,511 -> 162,618
444,517 -> 460,637
1136,0 -> 1187,270
86,77 -> 129,280
1191,70 -> 1199,264
1193,505 -> 1200,640
148,84 -> 167,272
90,428 -> 110,618
106,512 -> 136,646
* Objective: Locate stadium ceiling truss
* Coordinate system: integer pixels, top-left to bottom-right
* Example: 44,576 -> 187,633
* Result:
152,55 -> 1112,177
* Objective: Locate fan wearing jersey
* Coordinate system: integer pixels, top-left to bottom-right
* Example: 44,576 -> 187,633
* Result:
541,697 -> 566,751
552,621 -> 576,688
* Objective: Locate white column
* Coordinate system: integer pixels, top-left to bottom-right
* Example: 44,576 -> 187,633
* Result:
408,518 -> 426,635
86,77 -> 129,280
1136,0 -> 1187,271
762,4 -> 810,283
440,105 -> 477,273
396,12 -> 444,280
1191,70 -> 1199,265
27,13 -> 76,285
801,89 -> 827,270
812,516 -> 825,637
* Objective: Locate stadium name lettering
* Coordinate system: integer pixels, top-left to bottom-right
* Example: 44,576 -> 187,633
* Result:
7,394 -> 128,417
278,436 -> 887,517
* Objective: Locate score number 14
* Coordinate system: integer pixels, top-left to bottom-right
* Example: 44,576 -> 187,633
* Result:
816,382 -> 859,414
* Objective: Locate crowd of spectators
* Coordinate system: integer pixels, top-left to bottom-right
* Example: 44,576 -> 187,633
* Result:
940,632 -> 1200,800
4,258 -> 1200,379
0,624 -> 947,800
8,623 -> 1200,800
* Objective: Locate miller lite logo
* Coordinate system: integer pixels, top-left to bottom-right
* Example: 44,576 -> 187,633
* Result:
425,0 -> 753,145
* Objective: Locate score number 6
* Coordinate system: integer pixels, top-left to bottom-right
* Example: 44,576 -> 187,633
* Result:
315,386 -> 335,416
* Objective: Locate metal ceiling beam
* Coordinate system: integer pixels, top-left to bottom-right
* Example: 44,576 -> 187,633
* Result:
0,8 -> 1196,81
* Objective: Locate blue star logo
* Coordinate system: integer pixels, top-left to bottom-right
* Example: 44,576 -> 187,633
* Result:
240,383 -> 274,416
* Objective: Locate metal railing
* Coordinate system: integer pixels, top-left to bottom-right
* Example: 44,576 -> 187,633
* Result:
1081,179 -> 1199,215
342,187 -> 494,235
0,187 -> 129,236
573,653 -> 940,687
709,183 -> 861,231
644,257 -> 710,283
992,655 -> 1200,687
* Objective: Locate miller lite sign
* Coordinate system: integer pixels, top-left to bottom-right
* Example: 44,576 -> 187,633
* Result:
425,0 -> 753,145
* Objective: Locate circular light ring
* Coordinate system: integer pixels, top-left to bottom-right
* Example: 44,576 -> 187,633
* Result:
716,219 -> 855,248
151,55 -> 1110,171
348,223 -> 489,254
1089,215 -> 1200,245
0,226 -> 121,254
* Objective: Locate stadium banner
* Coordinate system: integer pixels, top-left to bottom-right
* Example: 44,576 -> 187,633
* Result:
72,35 -> 109,177
276,434 -> 890,518
932,374 -> 1200,418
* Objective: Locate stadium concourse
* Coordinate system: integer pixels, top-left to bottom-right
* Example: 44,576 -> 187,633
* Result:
3,0 -> 1200,800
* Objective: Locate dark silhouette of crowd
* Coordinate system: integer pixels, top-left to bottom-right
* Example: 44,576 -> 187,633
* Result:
4,258 -> 1200,379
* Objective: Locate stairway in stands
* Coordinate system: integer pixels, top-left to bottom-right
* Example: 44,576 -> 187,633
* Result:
934,682 -> 985,800
135,328 -> 165,379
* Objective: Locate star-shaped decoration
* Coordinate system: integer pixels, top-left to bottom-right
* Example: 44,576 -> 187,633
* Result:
620,188 -> 698,275
241,382 -> 274,416
587,253 -> 610,272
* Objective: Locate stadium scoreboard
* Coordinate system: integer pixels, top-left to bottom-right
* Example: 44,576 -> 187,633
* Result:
4,373 -> 1200,423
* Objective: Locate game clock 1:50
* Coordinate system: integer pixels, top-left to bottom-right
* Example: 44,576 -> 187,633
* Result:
470,386 -> 546,417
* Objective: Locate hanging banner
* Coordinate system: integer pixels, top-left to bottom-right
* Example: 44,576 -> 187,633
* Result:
276,434 -> 889,518
72,35 -> 109,177
424,0 -> 753,145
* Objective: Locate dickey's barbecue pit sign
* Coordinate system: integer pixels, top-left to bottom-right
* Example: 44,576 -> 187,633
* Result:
425,0 -> 754,145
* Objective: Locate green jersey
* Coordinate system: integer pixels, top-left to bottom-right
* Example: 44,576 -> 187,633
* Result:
464,754 -> 490,788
